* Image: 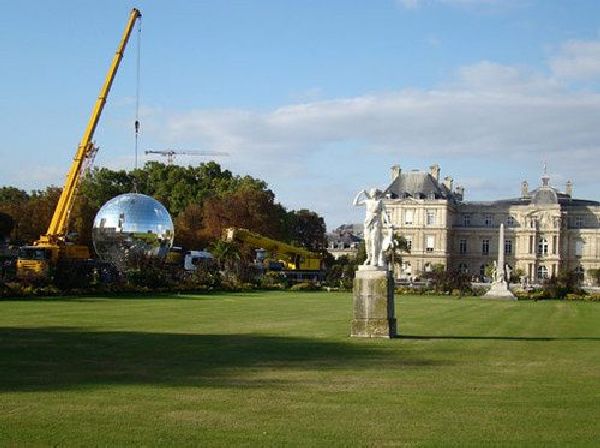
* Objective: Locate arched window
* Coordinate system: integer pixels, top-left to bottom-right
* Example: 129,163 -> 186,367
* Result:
537,265 -> 548,280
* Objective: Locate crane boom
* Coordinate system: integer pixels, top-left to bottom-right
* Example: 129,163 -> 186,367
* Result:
41,8 -> 141,243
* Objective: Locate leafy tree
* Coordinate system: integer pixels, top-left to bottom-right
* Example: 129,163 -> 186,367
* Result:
325,254 -> 359,290
0,187 -> 29,204
0,161 -> 326,260
387,233 -> 410,270
542,270 -> 584,299
173,203 -> 207,250
200,185 -> 287,242
7,187 -> 62,244
424,264 -> 471,296
285,209 -> 327,252
0,212 -> 14,238
0,187 -> 29,241
210,240 -> 241,273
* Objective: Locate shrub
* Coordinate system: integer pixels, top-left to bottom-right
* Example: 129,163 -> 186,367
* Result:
290,281 -> 321,291
259,271 -> 289,289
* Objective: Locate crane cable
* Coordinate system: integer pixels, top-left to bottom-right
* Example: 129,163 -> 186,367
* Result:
133,16 -> 142,191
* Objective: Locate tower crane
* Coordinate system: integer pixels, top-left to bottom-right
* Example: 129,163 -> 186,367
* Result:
144,149 -> 230,165
17,8 -> 142,279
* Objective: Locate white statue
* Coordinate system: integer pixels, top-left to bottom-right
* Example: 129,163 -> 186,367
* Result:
353,188 -> 391,267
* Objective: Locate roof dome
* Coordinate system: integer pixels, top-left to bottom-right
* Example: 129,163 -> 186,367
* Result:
532,187 -> 558,205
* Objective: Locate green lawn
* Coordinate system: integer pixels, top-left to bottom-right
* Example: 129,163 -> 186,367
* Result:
1,292 -> 599,447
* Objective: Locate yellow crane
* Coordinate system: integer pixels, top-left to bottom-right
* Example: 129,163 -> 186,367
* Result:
223,227 -> 323,272
17,8 -> 142,279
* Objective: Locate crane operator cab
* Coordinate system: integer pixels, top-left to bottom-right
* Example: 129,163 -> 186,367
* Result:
16,243 -> 89,279
16,246 -> 53,278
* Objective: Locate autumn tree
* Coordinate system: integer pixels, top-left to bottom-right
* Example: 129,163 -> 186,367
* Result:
199,185 -> 288,242
173,203 -> 208,250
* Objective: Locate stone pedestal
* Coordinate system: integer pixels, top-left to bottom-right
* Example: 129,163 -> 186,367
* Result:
483,281 -> 517,300
351,267 -> 397,338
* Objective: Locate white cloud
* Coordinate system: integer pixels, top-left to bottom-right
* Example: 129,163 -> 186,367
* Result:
137,55 -> 600,228
550,39 -> 600,80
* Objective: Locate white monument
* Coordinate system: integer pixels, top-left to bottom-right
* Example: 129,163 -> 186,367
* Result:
351,189 -> 397,337
484,223 -> 517,300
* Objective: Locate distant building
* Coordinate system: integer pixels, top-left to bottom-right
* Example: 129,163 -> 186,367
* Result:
382,164 -> 600,285
327,224 -> 363,259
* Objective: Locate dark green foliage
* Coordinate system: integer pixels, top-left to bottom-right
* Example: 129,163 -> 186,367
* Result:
53,260 -> 95,290
285,209 -> 327,251
0,186 -> 61,244
325,255 -> 358,290
424,265 -> 472,296
126,258 -> 172,289
259,271 -> 289,289
0,212 -> 14,237
387,233 -> 410,269
542,270 -> 584,299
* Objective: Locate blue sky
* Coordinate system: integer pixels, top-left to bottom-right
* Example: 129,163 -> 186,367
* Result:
2,0 -> 600,230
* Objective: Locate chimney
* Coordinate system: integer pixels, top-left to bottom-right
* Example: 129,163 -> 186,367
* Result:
390,165 -> 401,182
443,176 -> 453,191
521,180 -> 529,198
429,164 -> 440,182
454,185 -> 465,201
566,180 -> 573,197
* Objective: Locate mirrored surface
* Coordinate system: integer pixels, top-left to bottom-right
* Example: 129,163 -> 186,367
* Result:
92,193 -> 174,267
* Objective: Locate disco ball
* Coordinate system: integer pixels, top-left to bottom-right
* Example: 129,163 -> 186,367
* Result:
92,193 -> 174,267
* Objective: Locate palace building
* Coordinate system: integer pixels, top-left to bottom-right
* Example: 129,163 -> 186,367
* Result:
382,164 -> 600,285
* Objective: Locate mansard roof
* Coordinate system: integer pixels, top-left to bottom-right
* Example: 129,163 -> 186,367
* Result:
385,170 -> 455,200
463,188 -> 599,208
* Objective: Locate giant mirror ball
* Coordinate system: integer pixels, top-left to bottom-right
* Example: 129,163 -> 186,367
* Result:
92,193 -> 174,267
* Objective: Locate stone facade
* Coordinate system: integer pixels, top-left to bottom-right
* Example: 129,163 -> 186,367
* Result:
326,224 -> 362,260
383,165 -> 600,286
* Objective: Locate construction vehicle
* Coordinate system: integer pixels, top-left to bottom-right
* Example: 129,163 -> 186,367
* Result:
144,149 -> 230,165
223,228 -> 324,282
17,9 -> 142,279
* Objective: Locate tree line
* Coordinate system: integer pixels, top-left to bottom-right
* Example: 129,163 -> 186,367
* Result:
0,161 -> 327,254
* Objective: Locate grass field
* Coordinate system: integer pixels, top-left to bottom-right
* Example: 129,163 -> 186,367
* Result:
1,291 -> 599,447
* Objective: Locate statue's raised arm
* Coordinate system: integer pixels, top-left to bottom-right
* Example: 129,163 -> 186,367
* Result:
353,189 -> 368,206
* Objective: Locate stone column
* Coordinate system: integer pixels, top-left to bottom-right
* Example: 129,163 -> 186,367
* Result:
498,223 -> 505,281
483,223 -> 516,300
351,266 -> 397,338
